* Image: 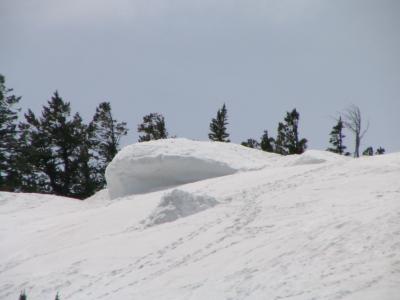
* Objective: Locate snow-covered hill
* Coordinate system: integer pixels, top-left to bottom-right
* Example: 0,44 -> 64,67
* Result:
1,139 -> 400,300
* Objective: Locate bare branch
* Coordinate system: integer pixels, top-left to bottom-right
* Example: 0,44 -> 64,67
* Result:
360,120 -> 369,139
343,105 -> 368,158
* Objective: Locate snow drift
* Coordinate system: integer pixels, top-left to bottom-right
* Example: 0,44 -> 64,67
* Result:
1,140 -> 400,300
106,138 -> 277,198
145,189 -> 219,227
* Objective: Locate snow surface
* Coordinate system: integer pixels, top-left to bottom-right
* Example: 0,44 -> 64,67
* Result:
1,139 -> 400,300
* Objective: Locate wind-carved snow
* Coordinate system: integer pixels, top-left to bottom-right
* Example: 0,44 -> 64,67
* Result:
106,138 -> 277,198
145,189 -> 219,227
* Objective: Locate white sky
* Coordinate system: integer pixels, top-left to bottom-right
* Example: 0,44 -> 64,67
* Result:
1,0 -> 399,152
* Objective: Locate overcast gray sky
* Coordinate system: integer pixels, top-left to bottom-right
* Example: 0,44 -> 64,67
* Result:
1,0 -> 399,152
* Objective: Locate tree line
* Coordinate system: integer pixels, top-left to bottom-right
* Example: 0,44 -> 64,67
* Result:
0,75 -> 385,198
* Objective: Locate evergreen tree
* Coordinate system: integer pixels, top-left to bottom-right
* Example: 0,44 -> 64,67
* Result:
91,102 -> 128,187
72,120 -> 101,198
375,147 -> 385,155
91,102 -> 128,164
363,146 -> 374,156
19,290 -> 27,300
284,109 -> 307,154
208,103 -> 230,142
137,113 -> 168,142
274,122 -> 287,155
241,138 -> 260,149
22,91 -> 88,198
55,292 -> 60,300
274,109 -> 307,155
16,122 -> 42,192
260,130 -> 275,152
327,117 -> 346,154
0,74 -> 21,191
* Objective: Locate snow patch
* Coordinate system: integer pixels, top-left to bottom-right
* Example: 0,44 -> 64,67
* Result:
145,189 -> 218,227
106,138 -> 276,198
85,189 -> 110,202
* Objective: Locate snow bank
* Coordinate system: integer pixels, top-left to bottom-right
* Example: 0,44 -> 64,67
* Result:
145,189 -> 218,227
106,138 -> 276,198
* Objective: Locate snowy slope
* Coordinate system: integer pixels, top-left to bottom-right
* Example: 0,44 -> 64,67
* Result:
1,140 -> 400,300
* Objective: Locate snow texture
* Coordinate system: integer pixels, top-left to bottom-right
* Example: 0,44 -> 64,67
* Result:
105,138 -> 277,198
145,189 -> 218,227
288,149 -> 351,166
1,140 -> 400,300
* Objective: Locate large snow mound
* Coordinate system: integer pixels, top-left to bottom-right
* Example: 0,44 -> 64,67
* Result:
145,189 -> 219,227
106,138 -> 277,198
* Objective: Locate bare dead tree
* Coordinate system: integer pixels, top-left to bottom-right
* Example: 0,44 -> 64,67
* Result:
343,105 -> 369,158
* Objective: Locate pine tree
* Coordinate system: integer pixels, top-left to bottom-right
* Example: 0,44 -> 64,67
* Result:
55,292 -> 60,300
284,109 -> 307,154
260,130 -> 275,152
91,102 -> 128,164
16,122 -> 42,192
0,74 -> 21,191
91,102 -> 128,187
208,104 -> 230,142
274,109 -> 307,155
241,138 -> 260,149
19,290 -> 27,300
363,146 -> 374,156
72,120 -> 101,198
274,122 -> 287,155
327,117 -> 346,155
375,147 -> 385,155
22,91 -> 87,198
137,113 -> 168,142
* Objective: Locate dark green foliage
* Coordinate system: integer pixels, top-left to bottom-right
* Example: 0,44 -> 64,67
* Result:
375,147 -> 385,155
363,146 -> 374,156
55,292 -> 60,300
362,146 -> 385,156
284,109 -> 307,154
274,122 -> 287,155
241,138 -> 260,149
327,117 -> 346,155
260,130 -> 275,153
91,102 -> 128,187
138,113 -> 168,142
0,74 -> 21,191
73,122 -> 101,198
21,91 -> 90,198
19,290 -> 27,300
91,102 -> 128,163
208,104 -> 230,142
274,109 -> 307,155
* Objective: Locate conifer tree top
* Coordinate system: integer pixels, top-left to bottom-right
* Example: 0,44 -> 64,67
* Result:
208,103 -> 230,142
